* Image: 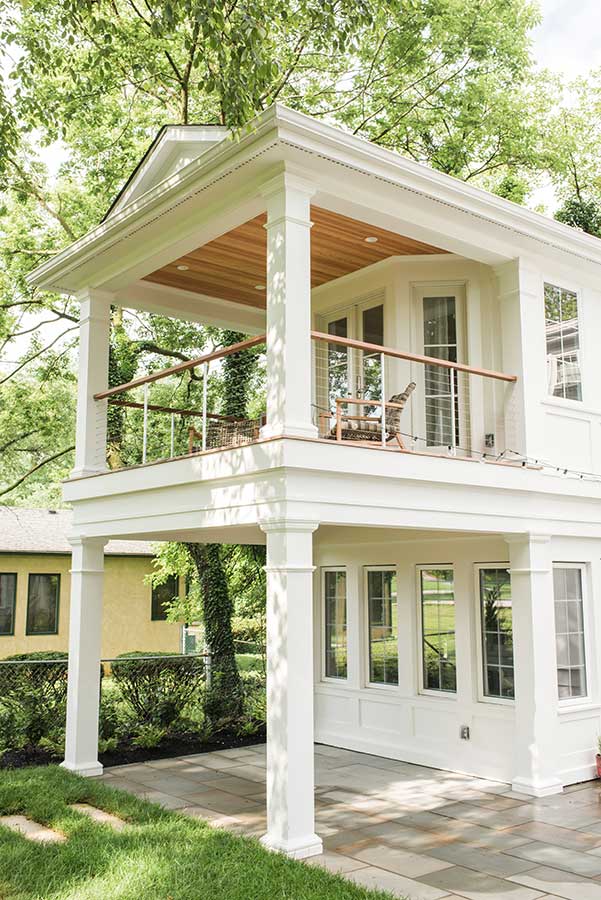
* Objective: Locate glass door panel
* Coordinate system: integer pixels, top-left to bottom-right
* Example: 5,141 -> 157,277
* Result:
422,295 -> 460,449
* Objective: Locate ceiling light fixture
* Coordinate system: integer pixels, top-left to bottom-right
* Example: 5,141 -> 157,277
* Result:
176,264 -> 189,271
254,283 -> 266,290
364,236 -> 378,244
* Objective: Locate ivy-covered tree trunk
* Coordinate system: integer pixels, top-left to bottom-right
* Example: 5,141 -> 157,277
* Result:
185,541 -> 244,725
184,330 -> 258,726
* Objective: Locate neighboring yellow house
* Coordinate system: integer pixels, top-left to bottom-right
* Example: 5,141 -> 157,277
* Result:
0,508 -> 182,659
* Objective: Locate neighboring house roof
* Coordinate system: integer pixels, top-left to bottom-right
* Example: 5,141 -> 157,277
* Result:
0,508 -> 155,556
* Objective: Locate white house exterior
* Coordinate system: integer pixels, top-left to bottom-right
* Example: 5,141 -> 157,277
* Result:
28,105 -> 601,860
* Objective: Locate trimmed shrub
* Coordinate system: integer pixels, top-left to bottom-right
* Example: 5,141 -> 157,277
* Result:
0,651 -> 69,744
110,651 -> 205,729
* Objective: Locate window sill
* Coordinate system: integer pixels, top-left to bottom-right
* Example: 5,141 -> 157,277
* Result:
558,701 -> 600,719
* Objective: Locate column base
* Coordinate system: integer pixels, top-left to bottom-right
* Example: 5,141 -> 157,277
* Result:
260,832 -> 323,860
70,466 -> 108,479
260,423 -> 318,440
61,760 -> 104,778
511,775 -> 563,797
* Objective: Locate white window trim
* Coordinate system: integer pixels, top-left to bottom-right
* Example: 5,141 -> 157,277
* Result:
553,561 -> 592,709
321,566 -> 348,684
416,564 -> 457,699
363,564 -> 400,691
473,563 -> 514,707
543,281 -> 584,405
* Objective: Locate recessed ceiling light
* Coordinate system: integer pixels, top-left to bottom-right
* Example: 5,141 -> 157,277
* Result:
254,283 -> 266,290
176,264 -> 189,271
364,236 -> 378,243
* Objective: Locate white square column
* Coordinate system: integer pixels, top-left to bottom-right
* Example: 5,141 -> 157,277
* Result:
507,533 -> 562,796
72,289 -> 112,478
260,520 -> 322,860
260,171 -> 318,440
62,537 -> 106,777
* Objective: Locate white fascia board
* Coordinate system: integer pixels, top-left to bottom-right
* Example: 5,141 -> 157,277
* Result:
273,105 -> 601,268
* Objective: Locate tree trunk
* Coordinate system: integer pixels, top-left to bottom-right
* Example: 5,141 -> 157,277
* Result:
184,330 -> 258,726
185,541 -> 244,725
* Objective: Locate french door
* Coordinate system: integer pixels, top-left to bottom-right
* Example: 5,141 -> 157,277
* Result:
319,295 -> 385,415
415,285 -> 467,452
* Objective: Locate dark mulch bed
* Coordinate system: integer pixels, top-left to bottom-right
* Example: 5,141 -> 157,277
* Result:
0,726 -> 266,770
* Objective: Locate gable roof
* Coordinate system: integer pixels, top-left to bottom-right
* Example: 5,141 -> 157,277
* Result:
26,103 -> 601,297
104,124 -> 230,220
0,508 -> 155,556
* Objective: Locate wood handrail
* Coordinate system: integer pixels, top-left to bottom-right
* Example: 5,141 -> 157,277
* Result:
311,330 -> 517,383
94,334 -> 266,400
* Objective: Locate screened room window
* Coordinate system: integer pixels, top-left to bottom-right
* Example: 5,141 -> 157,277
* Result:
151,575 -> 178,621
554,566 -> 587,700
0,574 -> 17,636
479,568 -> 514,699
420,568 -> 456,692
367,569 -> 398,685
324,570 -> 347,679
26,574 -> 59,635
545,283 -> 582,401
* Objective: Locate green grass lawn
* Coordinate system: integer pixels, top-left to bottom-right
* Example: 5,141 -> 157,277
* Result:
0,766 -> 395,900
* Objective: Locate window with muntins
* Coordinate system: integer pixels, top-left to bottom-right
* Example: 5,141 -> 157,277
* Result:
0,574 -> 17,636
324,570 -> 347,679
554,566 -> 587,700
367,569 -> 398,685
151,575 -> 178,621
420,568 -> 456,692
545,283 -> 582,401
423,296 -> 459,447
479,568 -> 514,699
26,574 -> 59,635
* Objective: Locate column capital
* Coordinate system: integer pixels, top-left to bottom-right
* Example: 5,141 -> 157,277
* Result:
259,166 -> 317,203
503,532 -> 551,546
68,535 -> 108,550
260,519 -> 319,535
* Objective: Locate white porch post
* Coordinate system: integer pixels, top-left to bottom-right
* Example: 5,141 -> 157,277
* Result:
260,170 -> 317,440
72,288 -> 112,478
507,533 -> 562,796
260,520 -> 322,860
62,537 -> 106,777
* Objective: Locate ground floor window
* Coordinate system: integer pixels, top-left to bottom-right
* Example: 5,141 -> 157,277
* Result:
367,568 -> 398,685
479,567 -> 514,699
151,575 -> 179,621
0,574 -> 16,635
420,568 -> 456,692
323,569 -> 347,679
26,574 -> 59,635
554,565 -> 587,700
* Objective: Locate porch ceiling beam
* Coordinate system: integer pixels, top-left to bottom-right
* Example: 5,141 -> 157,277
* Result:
115,280 -> 265,334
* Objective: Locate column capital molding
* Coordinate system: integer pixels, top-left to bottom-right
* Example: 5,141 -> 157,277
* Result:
503,532 -> 551,545
260,519 -> 319,535
259,166 -> 317,203
75,287 -> 114,304
264,565 -> 316,574
68,535 -> 108,550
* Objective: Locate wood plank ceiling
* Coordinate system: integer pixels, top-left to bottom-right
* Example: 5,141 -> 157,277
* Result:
144,206 -> 447,308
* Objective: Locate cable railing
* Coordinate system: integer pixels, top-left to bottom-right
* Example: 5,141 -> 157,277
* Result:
94,335 -> 267,468
311,330 -> 518,459
91,330 -> 518,469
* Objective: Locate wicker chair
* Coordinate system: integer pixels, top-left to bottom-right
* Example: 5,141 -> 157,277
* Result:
188,417 -> 262,453
329,382 -> 416,448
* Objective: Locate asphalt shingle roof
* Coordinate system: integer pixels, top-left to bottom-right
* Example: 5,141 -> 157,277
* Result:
0,508 -> 155,556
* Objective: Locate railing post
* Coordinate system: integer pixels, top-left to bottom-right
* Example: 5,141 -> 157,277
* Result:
170,413 -> 175,458
380,351 -> 386,447
142,383 -> 149,463
449,370 -> 457,454
202,362 -> 208,451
